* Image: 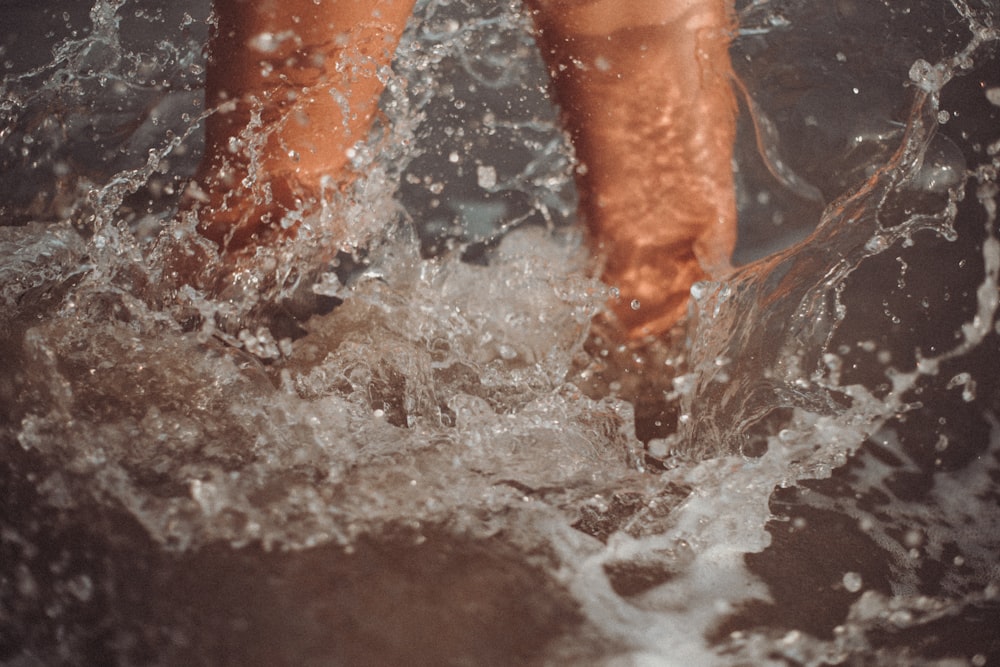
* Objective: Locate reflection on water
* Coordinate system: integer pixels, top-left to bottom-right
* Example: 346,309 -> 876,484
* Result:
2,0 -> 1000,664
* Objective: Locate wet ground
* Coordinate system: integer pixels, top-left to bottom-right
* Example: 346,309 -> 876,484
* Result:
2,0 -> 1000,665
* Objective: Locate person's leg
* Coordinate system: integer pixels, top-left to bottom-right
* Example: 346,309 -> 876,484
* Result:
193,0 -> 737,339
193,0 -> 415,249
525,0 -> 737,338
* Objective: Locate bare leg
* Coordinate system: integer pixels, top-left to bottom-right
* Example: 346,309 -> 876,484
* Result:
194,0 -> 737,339
193,0 -> 415,250
525,0 -> 737,338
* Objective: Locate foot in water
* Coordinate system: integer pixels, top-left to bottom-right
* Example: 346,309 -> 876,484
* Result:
187,0 -> 738,339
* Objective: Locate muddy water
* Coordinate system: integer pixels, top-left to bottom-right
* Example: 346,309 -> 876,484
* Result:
2,0 -> 1000,665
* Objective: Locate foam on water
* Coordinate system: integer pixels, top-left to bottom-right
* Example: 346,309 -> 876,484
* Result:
2,0 -> 1000,664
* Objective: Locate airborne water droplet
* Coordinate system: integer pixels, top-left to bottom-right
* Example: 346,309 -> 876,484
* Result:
842,571 -> 863,593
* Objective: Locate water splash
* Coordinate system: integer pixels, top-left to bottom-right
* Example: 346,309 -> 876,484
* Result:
1,0 -> 999,664
679,5 -> 999,461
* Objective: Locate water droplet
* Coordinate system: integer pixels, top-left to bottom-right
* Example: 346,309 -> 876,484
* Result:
986,87 -> 1000,108
476,165 -> 497,189
66,574 -> 94,602
904,529 -> 924,549
249,32 -> 281,54
842,571 -> 863,593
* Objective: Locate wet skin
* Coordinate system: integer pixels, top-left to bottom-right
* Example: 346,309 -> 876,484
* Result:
193,0 -> 737,338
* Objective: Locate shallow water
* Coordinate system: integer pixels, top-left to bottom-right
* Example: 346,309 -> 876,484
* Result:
2,0 -> 1000,664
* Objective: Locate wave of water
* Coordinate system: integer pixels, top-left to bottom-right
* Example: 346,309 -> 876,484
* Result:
2,0 -> 999,664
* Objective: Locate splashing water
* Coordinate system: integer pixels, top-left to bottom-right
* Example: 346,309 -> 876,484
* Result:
2,0 -> 999,664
